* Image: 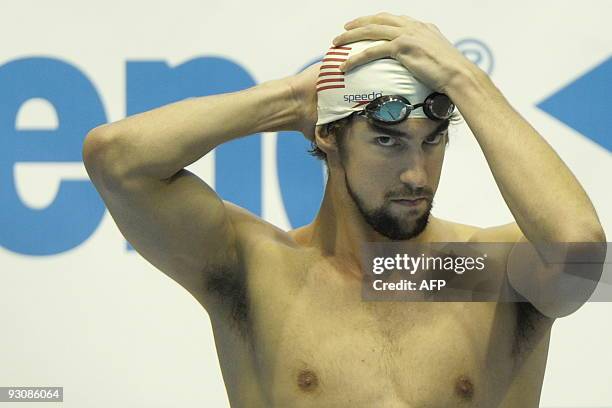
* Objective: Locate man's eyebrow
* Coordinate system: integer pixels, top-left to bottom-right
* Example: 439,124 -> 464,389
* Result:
369,119 -> 450,139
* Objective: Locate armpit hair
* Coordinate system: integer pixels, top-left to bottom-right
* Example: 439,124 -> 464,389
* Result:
205,264 -> 250,339
512,299 -> 548,356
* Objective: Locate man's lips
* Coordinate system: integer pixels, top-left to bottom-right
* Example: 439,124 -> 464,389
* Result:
391,197 -> 427,206
392,196 -> 428,201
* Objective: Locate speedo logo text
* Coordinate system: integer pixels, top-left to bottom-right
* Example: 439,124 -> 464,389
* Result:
343,91 -> 383,103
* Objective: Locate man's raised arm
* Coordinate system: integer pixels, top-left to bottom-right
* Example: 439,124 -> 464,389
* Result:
81,64 -> 319,306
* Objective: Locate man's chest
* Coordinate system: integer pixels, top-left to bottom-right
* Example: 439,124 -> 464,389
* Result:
241,251 -> 528,407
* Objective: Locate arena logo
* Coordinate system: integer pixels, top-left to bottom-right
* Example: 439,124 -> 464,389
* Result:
0,56 -> 329,255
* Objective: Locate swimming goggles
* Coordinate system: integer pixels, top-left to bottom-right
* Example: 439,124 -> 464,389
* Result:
355,93 -> 455,123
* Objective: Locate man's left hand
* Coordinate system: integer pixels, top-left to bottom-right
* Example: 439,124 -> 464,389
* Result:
333,12 -> 475,92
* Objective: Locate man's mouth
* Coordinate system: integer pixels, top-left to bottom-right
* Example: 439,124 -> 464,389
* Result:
391,198 -> 427,207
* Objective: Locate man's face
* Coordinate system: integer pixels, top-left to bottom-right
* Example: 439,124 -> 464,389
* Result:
335,114 -> 449,240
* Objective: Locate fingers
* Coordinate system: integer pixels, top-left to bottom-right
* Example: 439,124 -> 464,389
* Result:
333,12 -> 434,72
339,42 -> 394,72
344,12 -> 413,29
333,24 -> 400,46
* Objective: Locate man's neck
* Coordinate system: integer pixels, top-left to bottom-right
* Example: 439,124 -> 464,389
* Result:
300,176 -> 439,277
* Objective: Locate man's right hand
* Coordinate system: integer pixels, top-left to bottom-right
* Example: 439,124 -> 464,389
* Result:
285,62 -> 321,142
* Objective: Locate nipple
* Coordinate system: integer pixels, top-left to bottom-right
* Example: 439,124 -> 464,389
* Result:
454,375 -> 474,400
297,369 -> 319,391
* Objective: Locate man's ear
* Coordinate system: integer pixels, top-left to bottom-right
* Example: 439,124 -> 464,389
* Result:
314,125 -> 339,156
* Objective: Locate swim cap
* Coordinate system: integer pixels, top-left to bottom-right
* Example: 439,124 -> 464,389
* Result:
316,40 -> 435,125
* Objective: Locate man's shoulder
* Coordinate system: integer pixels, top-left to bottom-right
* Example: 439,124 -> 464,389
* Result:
222,200 -> 299,250
431,216 -> 483,241
433,217 -> 524,243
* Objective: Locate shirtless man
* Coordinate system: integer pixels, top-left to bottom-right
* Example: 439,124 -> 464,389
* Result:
82,12 -> 606,407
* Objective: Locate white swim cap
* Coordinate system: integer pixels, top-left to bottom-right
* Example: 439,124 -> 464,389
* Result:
316,40 -> 435,126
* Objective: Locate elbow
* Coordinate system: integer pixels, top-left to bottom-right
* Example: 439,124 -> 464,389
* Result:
82,125 -> 112,168
82,125 -> 131,190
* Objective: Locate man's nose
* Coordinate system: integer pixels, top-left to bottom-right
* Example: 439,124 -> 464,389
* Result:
398,151 -> 428,189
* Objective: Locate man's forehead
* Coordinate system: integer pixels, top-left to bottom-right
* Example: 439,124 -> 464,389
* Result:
355,115 -> 445,136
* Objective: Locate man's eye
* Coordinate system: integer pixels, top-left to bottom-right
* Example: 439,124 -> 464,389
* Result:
424,130 -> 447,145
376,136 -> 397,147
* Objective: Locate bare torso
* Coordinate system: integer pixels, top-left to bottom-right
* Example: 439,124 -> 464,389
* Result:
203,216 -> 554,408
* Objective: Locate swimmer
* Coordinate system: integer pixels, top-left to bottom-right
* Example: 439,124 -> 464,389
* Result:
82,12 -> 605,407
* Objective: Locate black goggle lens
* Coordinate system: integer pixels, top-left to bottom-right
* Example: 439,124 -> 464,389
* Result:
426,93 -> 454,120
362,93 -> 454,123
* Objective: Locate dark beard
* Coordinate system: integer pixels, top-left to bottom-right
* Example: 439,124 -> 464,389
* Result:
344,172 -> 433,241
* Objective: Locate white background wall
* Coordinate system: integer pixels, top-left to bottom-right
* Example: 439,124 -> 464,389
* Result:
1,0 -> 610,407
